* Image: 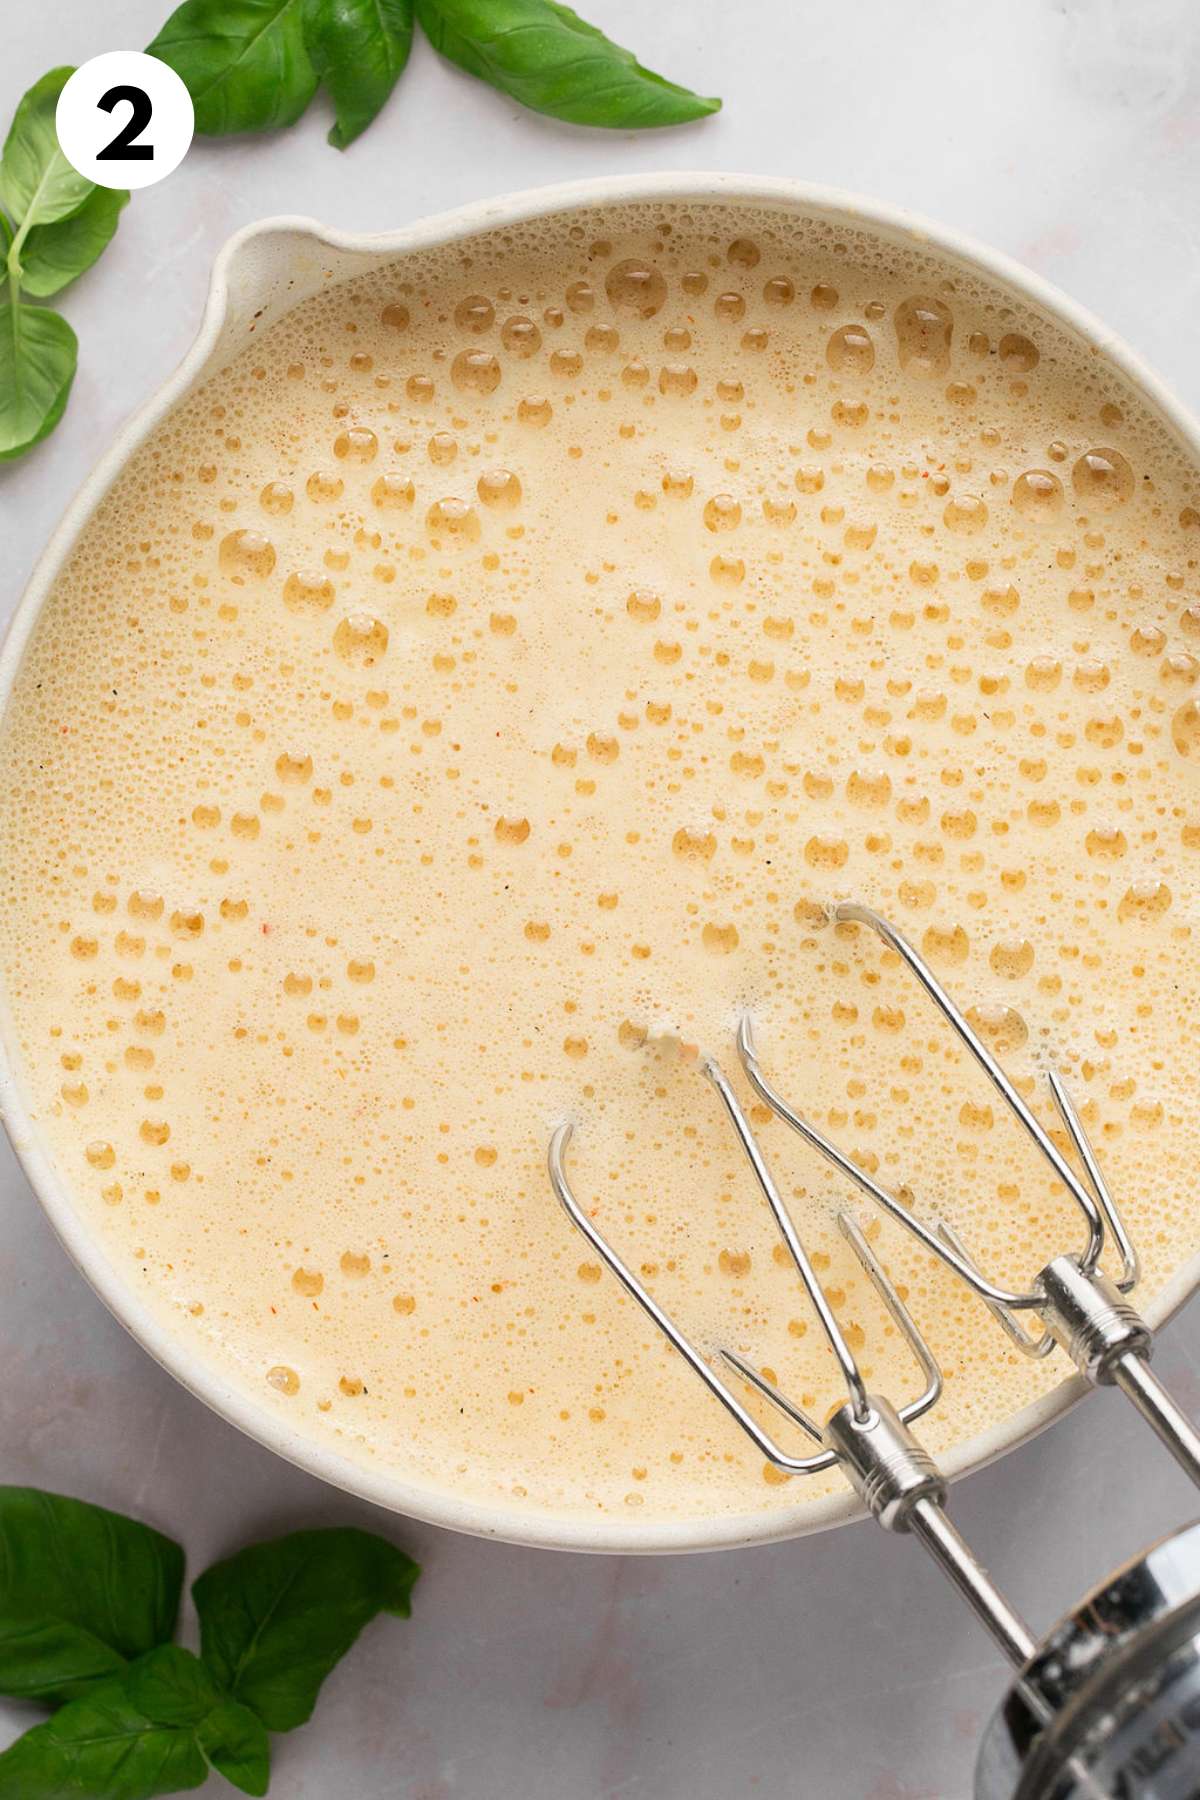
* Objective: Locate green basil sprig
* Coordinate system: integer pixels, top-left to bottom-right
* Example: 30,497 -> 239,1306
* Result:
0,1487 -> 183,1704
148,0 -> 717,141
0,1487 -> 419,1799
0,67 -> 93,226
1,4 -> 716,462
302,0 -> 414,148
0,1648 -> 270,1800
416,0 -> 720,127
147,0 -> 319,135
0,68 -> 129,461
1,302 -> 77,461
194,1527 -> 419,1730
19,186 -> 130,297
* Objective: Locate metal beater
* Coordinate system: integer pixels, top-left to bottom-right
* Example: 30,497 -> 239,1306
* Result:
740,901 -> 1200,1489
547,901 -> 1200,1799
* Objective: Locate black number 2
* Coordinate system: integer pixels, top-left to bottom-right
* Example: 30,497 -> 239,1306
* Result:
96,85 -> 154,162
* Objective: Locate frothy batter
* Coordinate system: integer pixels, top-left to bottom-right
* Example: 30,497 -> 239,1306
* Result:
3,201 -> 1200,1530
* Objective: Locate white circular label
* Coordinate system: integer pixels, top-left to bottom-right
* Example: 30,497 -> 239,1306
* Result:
55,52 -> 194,192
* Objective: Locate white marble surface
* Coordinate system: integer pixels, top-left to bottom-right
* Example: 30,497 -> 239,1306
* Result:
4,1 -> 1200,1794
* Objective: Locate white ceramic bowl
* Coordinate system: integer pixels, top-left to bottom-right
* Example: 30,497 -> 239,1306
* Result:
5,173 -> 1200,1553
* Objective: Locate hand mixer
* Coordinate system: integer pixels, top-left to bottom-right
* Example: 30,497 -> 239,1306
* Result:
548,902 -> 1200,1800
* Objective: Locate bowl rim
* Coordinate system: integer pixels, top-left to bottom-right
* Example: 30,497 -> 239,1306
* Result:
4,169 -> 1200,1554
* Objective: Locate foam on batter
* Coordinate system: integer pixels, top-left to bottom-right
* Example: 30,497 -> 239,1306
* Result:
3,201 -> 1200,1528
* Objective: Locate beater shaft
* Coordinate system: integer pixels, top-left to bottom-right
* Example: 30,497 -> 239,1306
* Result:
819,1393 -> 1037,1666
1111,1352 -> 1200,1489
907,1497 -> 1038,1668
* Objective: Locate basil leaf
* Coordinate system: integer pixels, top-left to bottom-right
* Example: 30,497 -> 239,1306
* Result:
194,1526 -> 418,1731
148,0 -> 319,135
415,0 -> 719,127
0,1486 -> 182,1700
19,186 -> 130,298
126,1647 -> 271,1794
0,1646 -> 271,1800
198,1699 -> 271,1797
126,1644 -> 223,1725
0,68 -> 94,229
0,1663 -> 210,1800
0,306 -> 76,461
302,0 -> 414,148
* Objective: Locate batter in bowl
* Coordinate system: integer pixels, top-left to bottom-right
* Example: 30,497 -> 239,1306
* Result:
3,201 -> 1200,1528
